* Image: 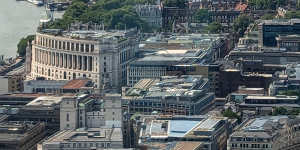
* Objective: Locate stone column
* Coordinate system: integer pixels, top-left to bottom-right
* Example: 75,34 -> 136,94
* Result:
66,54 -> 69,68
77,55 -> 80,70
36,49 -> 39,63
91,56 -> 94,72
84,56 -> 87,71
87,56 -> 90,71
82,56 -> 85,71
73,55 -> 76,69
48,52 -> 50,65
69,54 -> 72,69
79,56 -> 82,70
60,53 -> 63,68
56,53 -> 58,67
64,54 -> 67,68
42,51 -> 45,64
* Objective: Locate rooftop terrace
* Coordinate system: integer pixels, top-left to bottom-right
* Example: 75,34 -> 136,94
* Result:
45,127 -> 122,143
231,116 -> 289,138
125,75 -> 208,98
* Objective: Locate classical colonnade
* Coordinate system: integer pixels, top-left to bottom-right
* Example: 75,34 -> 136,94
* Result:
35,48 -> 94,72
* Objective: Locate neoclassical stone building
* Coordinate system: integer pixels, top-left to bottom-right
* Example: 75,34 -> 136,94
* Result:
27,27 -> 138,90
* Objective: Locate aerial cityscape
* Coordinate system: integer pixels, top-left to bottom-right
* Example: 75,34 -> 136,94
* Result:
2,0 -> 300,150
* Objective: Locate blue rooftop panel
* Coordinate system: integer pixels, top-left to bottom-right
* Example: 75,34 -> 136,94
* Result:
168,120 -> 200,137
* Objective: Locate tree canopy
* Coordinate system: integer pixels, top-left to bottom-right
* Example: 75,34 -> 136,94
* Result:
261,13 -> 275,20
271,107 -> 300,116
17,35 -> 34,57
248,0 -> 286,10
163,0 -> 187,8
233,15 -> 253,37
46,0 -> 153,31
206,22 -> 222,34
223,108 -> 240,121
285,11 -> 300,19
194,9 -> 210,23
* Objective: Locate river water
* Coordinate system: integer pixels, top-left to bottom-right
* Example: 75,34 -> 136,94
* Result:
0,0 -> 51,57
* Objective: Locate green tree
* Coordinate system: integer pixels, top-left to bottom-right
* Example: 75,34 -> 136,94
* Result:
272,107 -> 288,115
285,11 -> 300,19
17,35 -> 34,57
71,0 -> 89,3
261,13 -> 275,20
233,15 -> 253,37
163,0 -> 187,8
45,0 -> 152,31
194,9 -> 210,23
223,108 -> 240,120
248,0 -> 284,10
206,22 -> 222,33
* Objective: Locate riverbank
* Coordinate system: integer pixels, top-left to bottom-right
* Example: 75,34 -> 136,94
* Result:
0,0 -> 64,57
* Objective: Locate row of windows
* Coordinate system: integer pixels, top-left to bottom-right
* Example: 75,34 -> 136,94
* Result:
38,36 -> 95,53
128,72 -> 165,77
35,67 -> 95,79
231,143 -> 269,148
130,101 -> 190,108
280,42 -> 300,47
61,142 -> 111,148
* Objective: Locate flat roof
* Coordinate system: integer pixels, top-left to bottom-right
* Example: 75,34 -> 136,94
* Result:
244,116 -> 288,132
173,142 -> 204,150
231,116 -> 289,138
262,19 -> 300,25
45,128 -> 122,143
125,75 -> 207,98
26,96 -> 63,106
62,79 -> 91,89
0,122 -> 39,142
196,118 -> 221,131
246,95 -> 298,100
168,120 -> 200,137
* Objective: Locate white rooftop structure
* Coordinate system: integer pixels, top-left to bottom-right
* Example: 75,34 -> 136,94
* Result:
26,96 -> 63,106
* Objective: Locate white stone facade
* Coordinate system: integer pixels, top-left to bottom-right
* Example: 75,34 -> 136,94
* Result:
28,29 -> 137,90
60,94 -> 122,130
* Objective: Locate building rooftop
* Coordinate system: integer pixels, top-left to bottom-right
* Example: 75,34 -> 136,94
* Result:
173,141 -> 204,150
26,96 -> 63,106
235,3 -> 247,11
44,127 -> 122,143
0,121 -> 42,142
125,75 -> 208,99
140,116 -> 226,140
137,34 -> 226,65
62,79 -> 93,89
246,95 -> 298,100
39,26 -> 137,42
231,116 -> 289,139
261,19 -> 300,26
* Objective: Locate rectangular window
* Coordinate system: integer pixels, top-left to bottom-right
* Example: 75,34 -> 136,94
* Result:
76,43 -> 79,51
71,43 -> 74,51
66,113 -> 69,121
67,42 -> 70,50
63,42 -> 66,49
86,44 -> 89,52
55,40 -> 58,49
91,44 -> 94,52
59,41 -> 62,49
80,44 -> 84,52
